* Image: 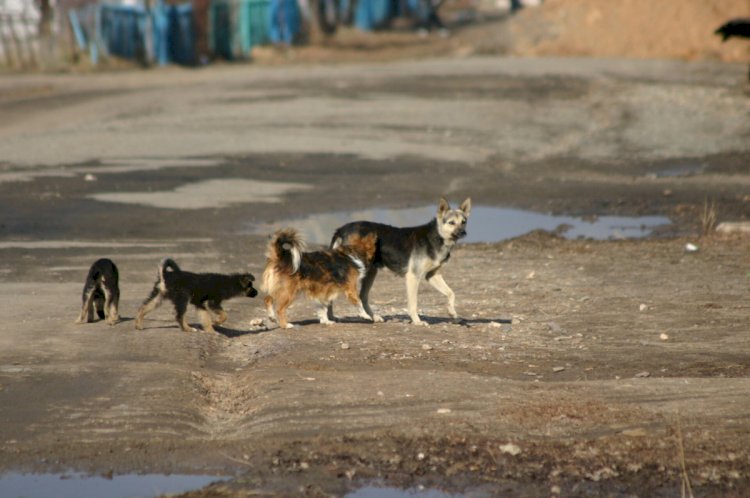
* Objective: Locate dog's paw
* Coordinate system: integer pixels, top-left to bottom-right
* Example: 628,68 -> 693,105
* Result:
411,319 -> 429,327
283,323 -> 294,329
372,314 -> 385,323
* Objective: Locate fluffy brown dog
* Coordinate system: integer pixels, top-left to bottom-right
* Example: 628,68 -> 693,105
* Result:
261,228 -> 377,329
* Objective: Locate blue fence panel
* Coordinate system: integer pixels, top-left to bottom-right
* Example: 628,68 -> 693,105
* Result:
209,0 -> 271,60
355,0 -> 392,31
208,0 -> 234,59
99,4 -> 148,60
242,0 -> 271,49
81,2 -> 192,66
268,0 -> 300,44
167,3 -> 195,64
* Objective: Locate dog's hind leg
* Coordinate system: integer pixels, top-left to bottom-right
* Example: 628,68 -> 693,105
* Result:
264,295 -> 277,323
102,284 -> 120,326
275,294 -> 295,329
328,267 -> 381,322
358,267 -> 383,322
135,288 -> 162,330
426,271 -> 459,322
108,291 -> 121,326
345,281 -> 377,322
94,295 -> 106,320
406,270 -> 426,326
75,287 -> 97,324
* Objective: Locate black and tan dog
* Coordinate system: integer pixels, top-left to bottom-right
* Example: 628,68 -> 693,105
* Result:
261,228 -> 378,329
329,197 -> 471,326
135,258 -> 257,333
75,258 -> 121,326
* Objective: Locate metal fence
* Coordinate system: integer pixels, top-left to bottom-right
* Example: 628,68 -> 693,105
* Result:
0,9 -> 40,68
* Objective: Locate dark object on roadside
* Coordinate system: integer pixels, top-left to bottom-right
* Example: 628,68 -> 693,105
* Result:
715,18 -> 750,41
413,0 -> 448,34
714,18 -> 750,82
75,258 -> 120,325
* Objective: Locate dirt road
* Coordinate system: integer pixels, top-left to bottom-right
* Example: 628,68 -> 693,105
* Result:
1,55 -> 749,497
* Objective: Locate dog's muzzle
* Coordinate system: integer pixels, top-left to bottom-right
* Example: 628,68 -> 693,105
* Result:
247,287 -> 259,298
454,228 -> 467,240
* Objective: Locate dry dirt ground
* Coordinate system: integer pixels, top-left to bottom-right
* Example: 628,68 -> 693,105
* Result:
1,44 -> 750,498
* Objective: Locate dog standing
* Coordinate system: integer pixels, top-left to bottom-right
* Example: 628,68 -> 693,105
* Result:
261,228 -> 378,329
135,258 -> 257,333
329,197 -> 471,326
75,258 -> 121,326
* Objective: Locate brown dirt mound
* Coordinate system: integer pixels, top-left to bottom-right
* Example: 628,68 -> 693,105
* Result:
508,0 -> 750,62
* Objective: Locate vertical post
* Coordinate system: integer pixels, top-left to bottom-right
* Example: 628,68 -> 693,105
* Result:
38,0 -> 54,67
0,15 -> 16,67
7,12 -> 26,68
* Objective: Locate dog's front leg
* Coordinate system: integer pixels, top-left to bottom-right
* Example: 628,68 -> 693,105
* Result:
406,270 -> 426,326
102,286 -> 120,326
174,298 -> 197,332
209,303 -> 228,325
426,272 -> 459,322
316,301 -> 334,325
198,307 -> 217,333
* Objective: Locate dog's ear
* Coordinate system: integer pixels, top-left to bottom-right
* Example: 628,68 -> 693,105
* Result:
437,197 -> 450,219
459,197 -> 472,217
240,274 -> 255,286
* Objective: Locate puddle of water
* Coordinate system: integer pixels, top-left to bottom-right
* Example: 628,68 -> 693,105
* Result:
347,486 -> 460,498
0,472 -> 227,498
0,158 -> 223,185
90,178 -> 312,209
0,240 -> 196,250
251,205 -> 671,245
94,157 -> 224,175
650,162 -> 705,178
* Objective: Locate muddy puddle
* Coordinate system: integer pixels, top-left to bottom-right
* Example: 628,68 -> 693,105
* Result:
89,179 -> 311,209
0,158 -> 225,185
250,205 -> 671,244
0,472 -> 228,498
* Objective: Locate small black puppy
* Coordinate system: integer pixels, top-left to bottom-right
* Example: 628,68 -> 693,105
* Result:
135,258 -> 258,333
75,258 -> 120,326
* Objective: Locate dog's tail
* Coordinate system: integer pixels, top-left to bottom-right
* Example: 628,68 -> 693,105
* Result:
330,226 -> 350,250
158,257 -> 181,286
262,228 -> 304,292
338,233 -> 377,270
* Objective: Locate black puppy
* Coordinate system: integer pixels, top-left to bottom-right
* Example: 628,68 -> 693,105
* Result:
75,258 -> 120,326
135,258 -> 258,333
